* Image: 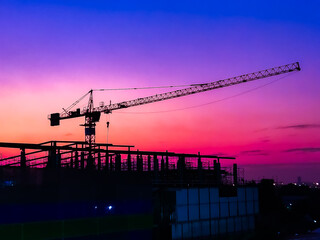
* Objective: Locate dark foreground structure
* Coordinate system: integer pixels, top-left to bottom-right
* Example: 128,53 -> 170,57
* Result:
0,141 -> 259,240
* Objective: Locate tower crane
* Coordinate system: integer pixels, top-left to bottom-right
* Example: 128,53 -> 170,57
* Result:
49,62 -> 300,149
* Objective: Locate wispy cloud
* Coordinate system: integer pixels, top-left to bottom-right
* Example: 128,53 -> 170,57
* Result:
253,128 -> 269,133
284,147 -> 320,153
277,124 -> 320,130
240,150 -> 269,156
210,152 -> 229,156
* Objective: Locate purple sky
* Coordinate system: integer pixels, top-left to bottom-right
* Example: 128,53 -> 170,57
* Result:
0,1 -> 319,183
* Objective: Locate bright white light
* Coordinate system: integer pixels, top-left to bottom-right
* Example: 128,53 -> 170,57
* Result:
314,220 -> 317,223
316,183 -> 319,186
94,206 -> 98,209
108,205 -> 113,210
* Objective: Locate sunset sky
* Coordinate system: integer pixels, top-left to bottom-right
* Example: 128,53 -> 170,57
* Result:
0,0 -> 319,183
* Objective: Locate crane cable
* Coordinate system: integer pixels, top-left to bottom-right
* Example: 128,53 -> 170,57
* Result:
62,90 -> 91,113
62,84 -> 199,112
106,114 -> 111,145
113,73 -> 294,114
92,83 -> 197,91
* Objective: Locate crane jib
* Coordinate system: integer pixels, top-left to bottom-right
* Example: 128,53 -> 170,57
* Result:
99,62 -> 300,112
49,62 -> 300,128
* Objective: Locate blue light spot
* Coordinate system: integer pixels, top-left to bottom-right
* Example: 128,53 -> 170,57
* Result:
3,180 -> 15,187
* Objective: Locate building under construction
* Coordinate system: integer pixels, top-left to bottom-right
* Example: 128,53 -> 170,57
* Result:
0,140 -> 259,240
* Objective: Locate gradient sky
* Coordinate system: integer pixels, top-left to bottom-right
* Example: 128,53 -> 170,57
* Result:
0,0 -> 319,183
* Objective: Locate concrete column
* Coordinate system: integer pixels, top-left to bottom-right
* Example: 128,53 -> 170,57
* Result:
97,151 -> 101,170
70,152 -> 74,168
153,155 -> 158,173
81,152 -> 85,170
233,163 -> 238,186
148,155 -> 151,171
115,154 -> 121,172
20,148 -> 26,168
57,149 -> 61,168
127,151 -> 131,172
161,155 -> 165,172
137,152 -> 143,172
165,151 -> 169,171
74,151 -> 79,169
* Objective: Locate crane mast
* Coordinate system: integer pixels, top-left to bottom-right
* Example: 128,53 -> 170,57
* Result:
49,62 -> 300,152
83,90 -> 95,147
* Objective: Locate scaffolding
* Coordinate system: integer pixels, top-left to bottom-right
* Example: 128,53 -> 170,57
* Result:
0,141 -> 239,186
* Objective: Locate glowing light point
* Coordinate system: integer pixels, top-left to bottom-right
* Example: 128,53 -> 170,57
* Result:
107,205 -> 113,210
